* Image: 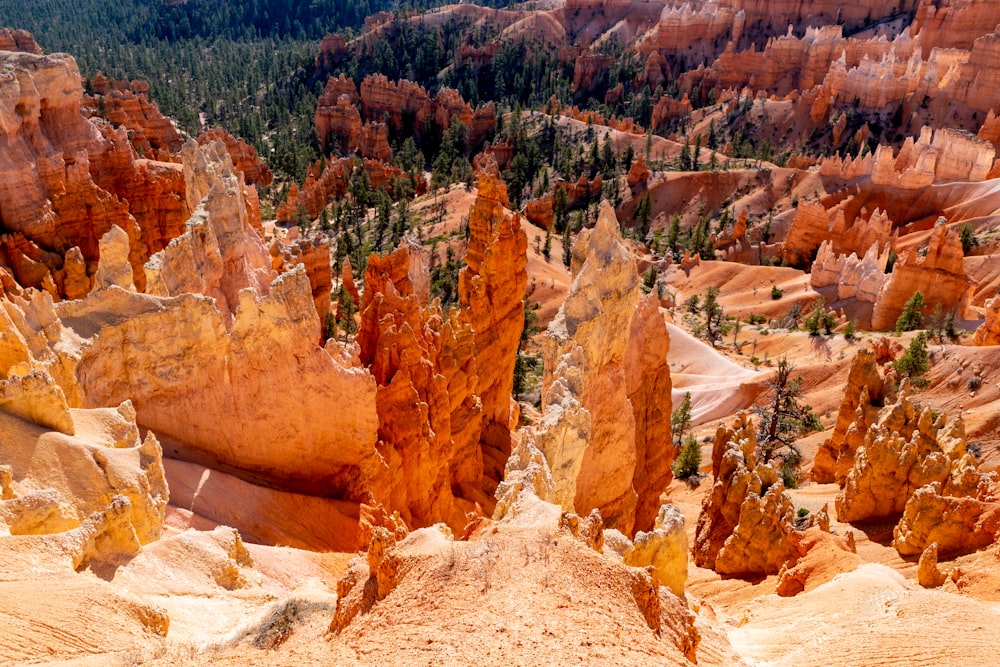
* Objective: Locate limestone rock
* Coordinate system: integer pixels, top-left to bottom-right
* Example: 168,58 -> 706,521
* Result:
92,225 -> 136,292
527,201 -> 671,536
917,542 -> 947,588
972,296 -> 1000,346
197,128 -> 273,187
870,223 -> 975,330
836,384 -> 982,523
62,269 -> 381,502
0,370 -> 74,435
624,504 -> 688,597
892,480 -> 1000,557
813,348 -> 894,483
330,526 -> 405,633
693,413 -> 803,577
559,508 -> 604,552
458,166 -> 528,464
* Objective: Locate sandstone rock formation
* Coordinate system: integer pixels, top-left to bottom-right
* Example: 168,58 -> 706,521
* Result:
836,381 -> 983,523
457,165 -> 528,471
812,348 -> 895,484
0,371 -> 167,549
972,296 -> 1000,345
507,201 -> 671,536
693,413 -> 804,576
197,128 -> 273,187
870,222 -> 974,330
893,480 -> 1000,558
624,504 -> 688,597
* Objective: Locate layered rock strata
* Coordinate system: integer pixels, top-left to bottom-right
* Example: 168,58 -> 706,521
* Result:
693,413 -> 804,577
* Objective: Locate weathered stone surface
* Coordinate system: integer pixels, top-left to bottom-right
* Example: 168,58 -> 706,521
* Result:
893,480 -> 1000,558
92,225 -> 136,293
458,166 -> 528,465
530,202 -> 671,535
693,413 -> 803,577
624,504 -> 687,597
812,347 -> 894,484
836,383 -> 982,523
972,296 -> 1000,346
0,390 -> 167,546
917,542 -> 947,588
197,128 -> 273,187
0,370 -> 74,435
870,222 -> 975,330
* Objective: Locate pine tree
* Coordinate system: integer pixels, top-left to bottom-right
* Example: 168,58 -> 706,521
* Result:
894,331 -> 930,389
562,222 -> 572,268
671,391 -> 693,448
673,433 -> 702,479
895,291 -> 925,332
752,357 -> 820,487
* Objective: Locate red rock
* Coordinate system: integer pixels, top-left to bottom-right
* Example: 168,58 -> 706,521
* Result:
197,129 -> 273,187
458,163 -> 528,468
316,34 -> 349,71
0,28 -> 41,54
627,155 -> 651,192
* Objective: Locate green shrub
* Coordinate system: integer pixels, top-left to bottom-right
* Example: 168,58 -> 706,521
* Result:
673,433 -> 702,479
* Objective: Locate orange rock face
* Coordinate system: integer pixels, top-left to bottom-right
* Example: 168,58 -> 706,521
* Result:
835,382 -> 982,523
0,28 -> 41,54
197,128 -> 273,187
516,202 -> 671,536
972,296 -> 1000,346
458,166 -> 528,468
812,348 -> 895,484
357,247 -> 465,529
870,223 -> 974,330
83,77 -> 184,158
0,51 -> 195,296
357,74 -> 495,150
693,413 -> 804,577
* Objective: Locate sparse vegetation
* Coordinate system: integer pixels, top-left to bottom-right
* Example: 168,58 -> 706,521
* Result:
673,433 -> 703,479
893,331 -> 930,389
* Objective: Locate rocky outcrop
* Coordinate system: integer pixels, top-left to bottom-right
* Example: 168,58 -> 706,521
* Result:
972,296 -> 1000,345
893,481 -> 1000,558
693,413 -> 804,577
870,223 -> 974,330
813,348 -> 895,484
624,504 -> 688,597
0,371 -> 167,548
809,240 -> 891,304
356,243 -> 474,529
83,78 -> 184,158
0,28 -> 41,54
518,201 -> 671,536
458,166 -> 527,468
836,382 -> 982,523
357,75 -> 496,150
197,128 -> 273,187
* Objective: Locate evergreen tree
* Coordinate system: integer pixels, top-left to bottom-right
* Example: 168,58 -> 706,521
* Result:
671,391 -> 693,448
896,291 -> 926,332
673,433 -> 702,479
894,331 -> 930,389
752,357 -> 821,487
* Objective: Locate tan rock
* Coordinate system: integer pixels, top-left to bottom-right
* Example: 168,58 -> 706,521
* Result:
836,384 -> 982,523
92,225 -> 135,292
870,223 -> 975,330
693,413 -> 803,576
0,370 -> 74,435
522,202 -> 671,536
624,504 -> 688,597
893,481 -> 1000,558
972,296 -> 1000,345
458,166 -> 528,466
917,542 -> 948,588
813,348 -> 893,483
